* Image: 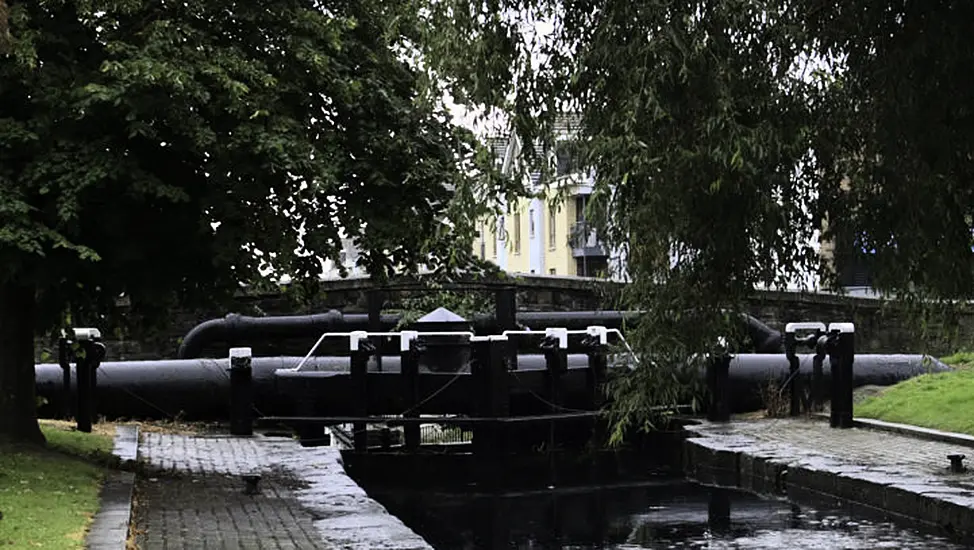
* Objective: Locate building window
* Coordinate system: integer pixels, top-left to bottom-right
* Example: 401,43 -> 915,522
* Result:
549,268 -> 556,275
575,194 -> 588,222
529,209 -> 536,239
548,205 -> 557,250
513,212 -> 522,254
576,257 -> 609,278
556,142 -> 580,177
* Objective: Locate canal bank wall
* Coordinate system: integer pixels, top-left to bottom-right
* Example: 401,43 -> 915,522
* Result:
683,418 -> 974,538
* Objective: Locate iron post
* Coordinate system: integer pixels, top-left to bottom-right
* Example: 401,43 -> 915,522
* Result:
541,328 -> 568,485
707,488 -> 732,534
812,335 -> 828,411
494,287 -> 517,369
784,322 -> 826,416
471,336 -> 509,488
706,352 -> 732,423
229,347 -> 254,436
57,332 -> 72,419
827,323 -> 855,429
583,328 -> 609,410
350,332 -> 374,452
73,328 -> 102,433
401,332 -> 422,451
584,327 -> 610,481
784,331 -> 799,416
367,290 -> 384,371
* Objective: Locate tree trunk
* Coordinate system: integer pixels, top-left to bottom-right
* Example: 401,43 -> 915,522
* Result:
0,0 -> 11,56
0,280 -> 45,445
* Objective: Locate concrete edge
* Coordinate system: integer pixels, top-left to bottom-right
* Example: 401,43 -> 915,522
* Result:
683,432 -> 974,540
84,425 -> 139,549
290,445 -> 435,549
810,413 -> 974,450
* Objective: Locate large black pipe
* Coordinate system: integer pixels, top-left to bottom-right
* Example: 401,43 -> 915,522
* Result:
177,312 -> 398,358
725,353 -> 950,412
177,310 -> 783,358
35,355 -> 592,420
35,353 -> 946,420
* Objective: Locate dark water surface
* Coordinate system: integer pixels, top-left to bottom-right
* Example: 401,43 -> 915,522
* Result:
367,479 -> 972,549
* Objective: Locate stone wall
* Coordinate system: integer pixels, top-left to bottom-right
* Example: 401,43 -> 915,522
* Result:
39,276 -> 974,362
746,291 -> 974,355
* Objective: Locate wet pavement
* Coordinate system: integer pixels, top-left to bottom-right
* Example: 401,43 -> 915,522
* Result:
133,433 -> 431,549
685,417 -> 974,541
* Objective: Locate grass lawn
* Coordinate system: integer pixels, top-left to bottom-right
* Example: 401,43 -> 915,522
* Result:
855,351 -> 974,434
0,421 -> 115,549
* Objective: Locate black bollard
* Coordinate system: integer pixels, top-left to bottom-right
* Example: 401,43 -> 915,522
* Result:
827,323 -> 855,429
75,346 -> 92,433
89,341 -> 105,420
350,332 -> 374,452
400,332 -> 422,451
706,354 -> 732,422
57,332 -> 72,420
73,328 -> 101,433
229,347 -> 254,436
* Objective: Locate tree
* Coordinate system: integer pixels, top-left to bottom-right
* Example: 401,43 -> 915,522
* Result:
0,1 -> 498,443
417,0 -> 974,438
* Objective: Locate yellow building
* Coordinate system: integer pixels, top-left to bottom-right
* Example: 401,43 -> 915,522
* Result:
475,123 -> 615,278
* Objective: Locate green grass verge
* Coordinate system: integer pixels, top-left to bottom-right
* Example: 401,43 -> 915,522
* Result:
0,423 -> 114,548
939,351 -> 974,369
856,353 -> 974,435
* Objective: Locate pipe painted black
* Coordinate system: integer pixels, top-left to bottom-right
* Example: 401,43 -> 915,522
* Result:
725,353 -> 951,412
35,355 -> 595,420
176,312 -> 401,358
176,310 -> 783,358
35,353 -> 946,420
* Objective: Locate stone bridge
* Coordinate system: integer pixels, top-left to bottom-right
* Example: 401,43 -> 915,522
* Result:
46,275 -> 974,361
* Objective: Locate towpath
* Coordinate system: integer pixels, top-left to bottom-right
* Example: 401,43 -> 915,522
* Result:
685,417 -> 974,537
131,432 -> 431,550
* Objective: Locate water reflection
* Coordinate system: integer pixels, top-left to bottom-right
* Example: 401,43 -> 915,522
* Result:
368,480 -> 971,549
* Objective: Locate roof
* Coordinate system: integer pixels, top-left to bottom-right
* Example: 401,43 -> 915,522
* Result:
416,307 -> 468,323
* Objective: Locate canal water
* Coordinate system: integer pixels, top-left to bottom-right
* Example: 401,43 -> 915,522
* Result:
365,478 -> 972,549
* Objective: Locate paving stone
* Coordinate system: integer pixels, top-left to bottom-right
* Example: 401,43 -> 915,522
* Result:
135,433 -> 432,549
